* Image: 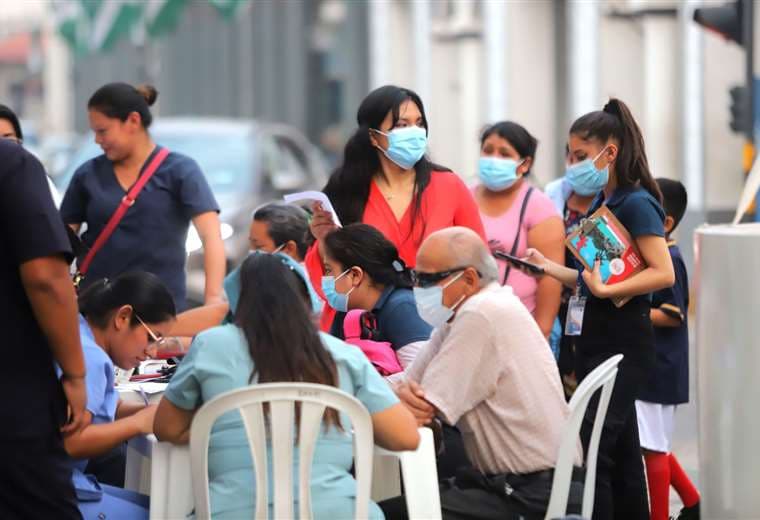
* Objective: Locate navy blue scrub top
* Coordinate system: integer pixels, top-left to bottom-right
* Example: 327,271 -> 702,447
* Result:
330,285 -> 433,350
1,141 -> 71,439
576,186 -> 665,305
61,147 -> 219,310
638,243 -> 690,405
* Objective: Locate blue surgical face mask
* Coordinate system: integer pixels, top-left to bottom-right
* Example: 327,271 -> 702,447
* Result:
412,272 -> 465,328
478,156 -> 524,191
374,126 -> 428,170
565,147 -> 610,196
321,268 -> 354,312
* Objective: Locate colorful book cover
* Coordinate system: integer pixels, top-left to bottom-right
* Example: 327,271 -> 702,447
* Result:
566,206 -> 647,307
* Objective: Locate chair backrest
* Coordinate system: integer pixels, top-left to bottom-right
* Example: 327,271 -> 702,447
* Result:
189,382 -> 374,520
545,354 -> 624,520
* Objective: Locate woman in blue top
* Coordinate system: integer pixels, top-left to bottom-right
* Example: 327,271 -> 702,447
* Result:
322,223 -> 433,368
64,272 -> 177,519
61,83 -> 225,310
520,99 -> 675,520
153,253 -> 419,519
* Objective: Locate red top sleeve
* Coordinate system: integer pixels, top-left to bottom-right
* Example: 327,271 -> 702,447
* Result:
449,173 -> 487,242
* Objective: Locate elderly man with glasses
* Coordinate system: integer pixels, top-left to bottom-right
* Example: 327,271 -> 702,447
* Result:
382,227 -> 581,520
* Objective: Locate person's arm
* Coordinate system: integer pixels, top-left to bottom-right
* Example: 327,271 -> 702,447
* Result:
192,211 -> 226,305
650,308 -> 681,328
527,217 -> 565,337
20,256 -> 87,433
153,397 -> 194,445
370,403 -> 420,451
64,405 -> 156,459
522,248 -> 579,289
171,302 -> 229,337
582,235 -> 674,299
116,400 -> 148,419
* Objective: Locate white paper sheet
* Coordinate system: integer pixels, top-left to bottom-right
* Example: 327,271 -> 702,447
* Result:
283,190 -> 342,227
116,382 -> 168,395
734,155 -> 760,224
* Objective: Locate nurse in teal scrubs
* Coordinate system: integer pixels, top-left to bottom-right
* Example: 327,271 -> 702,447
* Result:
154,252 -> 420,519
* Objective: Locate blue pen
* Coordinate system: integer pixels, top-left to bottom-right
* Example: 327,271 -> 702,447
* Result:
137,386 -> 150,406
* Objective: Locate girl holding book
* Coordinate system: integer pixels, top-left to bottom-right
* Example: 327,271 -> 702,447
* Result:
518,98 -> 674,520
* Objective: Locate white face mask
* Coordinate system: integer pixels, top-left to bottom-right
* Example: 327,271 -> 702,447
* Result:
413,272 -> 465,328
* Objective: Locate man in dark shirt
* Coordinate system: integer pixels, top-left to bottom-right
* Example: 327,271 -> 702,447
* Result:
0,140 -> 87,518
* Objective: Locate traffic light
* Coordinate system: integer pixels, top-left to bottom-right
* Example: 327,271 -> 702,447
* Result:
693,1 -> 744,45
730,85 -> 752,135
694,0 -> 755,139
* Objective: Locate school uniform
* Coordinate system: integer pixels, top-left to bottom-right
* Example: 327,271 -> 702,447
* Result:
573,186 -> 665,520
635,242 -> 689,452
60,147 -> 219,310
328,285 -> 433,351
0,141 -> 81,519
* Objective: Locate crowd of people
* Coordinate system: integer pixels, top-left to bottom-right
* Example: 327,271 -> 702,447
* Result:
1,81 -> 699,520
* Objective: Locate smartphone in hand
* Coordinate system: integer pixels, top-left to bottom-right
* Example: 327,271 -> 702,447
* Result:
493,251 -> 545,275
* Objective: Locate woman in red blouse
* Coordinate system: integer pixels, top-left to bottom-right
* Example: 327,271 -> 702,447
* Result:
308,85 -> 486,330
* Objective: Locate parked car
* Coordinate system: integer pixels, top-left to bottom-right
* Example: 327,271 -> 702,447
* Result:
57,117 -> 329,304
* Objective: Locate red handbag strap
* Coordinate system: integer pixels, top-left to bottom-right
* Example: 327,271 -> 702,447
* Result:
79,147 -> 170,275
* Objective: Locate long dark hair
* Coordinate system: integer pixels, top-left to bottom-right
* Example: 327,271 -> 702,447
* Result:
235,254 -> 340,428
88,82 -> 158,129
324,224 -> 413,288
78,272 -> 176,328
323,85 -> 449,238
480,121 -> 538,175
569,98 -> 662,203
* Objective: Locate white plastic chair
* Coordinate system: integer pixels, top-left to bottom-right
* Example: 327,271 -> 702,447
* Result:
545,354 -> 624,520
189,382 -> 375,520
372,426 -> 442,520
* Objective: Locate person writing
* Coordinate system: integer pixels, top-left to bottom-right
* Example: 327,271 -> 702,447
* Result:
520,98 -> 675,519
0,141 -> 87,518
63,272 -> 176,519
307,85 -> 485,330
154,253 -> 419,519
472,121 -> 564,338
61,82 -> 224,310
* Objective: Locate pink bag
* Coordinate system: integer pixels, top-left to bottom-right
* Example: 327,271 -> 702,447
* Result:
343,309 -> 403,376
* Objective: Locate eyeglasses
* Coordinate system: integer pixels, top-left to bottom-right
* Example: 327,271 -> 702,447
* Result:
135,314 -> 167,350
411,267 -> 480,288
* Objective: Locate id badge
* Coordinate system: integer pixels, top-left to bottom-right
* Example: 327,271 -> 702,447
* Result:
565,296 -> 587,336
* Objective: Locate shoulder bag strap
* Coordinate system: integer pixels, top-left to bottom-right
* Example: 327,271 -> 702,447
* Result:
502,186 -> 534,285
77,147 -> 170,279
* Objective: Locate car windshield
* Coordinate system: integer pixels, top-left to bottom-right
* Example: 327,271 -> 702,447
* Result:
57,130 -> 253,193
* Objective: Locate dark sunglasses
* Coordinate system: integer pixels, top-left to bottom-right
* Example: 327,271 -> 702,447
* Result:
412,267 -> 480,288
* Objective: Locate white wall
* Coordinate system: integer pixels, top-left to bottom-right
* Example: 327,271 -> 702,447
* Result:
505,0 -> 557,187
702,31 -> 745,210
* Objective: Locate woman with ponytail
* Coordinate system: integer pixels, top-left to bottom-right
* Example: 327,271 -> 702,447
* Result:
307,85 -> 486,330
61,82 -> 224,310
154,253 -> 418,519
322,224 -> 433,365
65,272 -> 176,519
519,99 -> 675,519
